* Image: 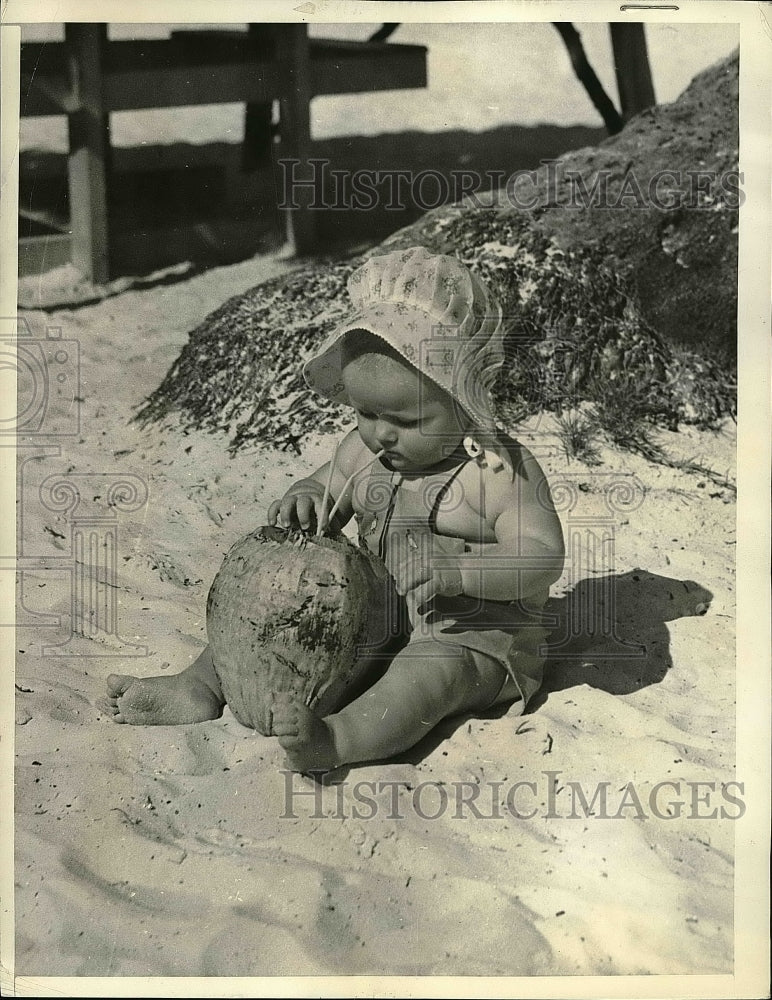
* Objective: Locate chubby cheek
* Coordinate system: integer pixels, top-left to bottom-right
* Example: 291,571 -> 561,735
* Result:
403,428 -> 443,460
356,419 -> 379,450
404,429 -> 429,454
413,421 -> 452,452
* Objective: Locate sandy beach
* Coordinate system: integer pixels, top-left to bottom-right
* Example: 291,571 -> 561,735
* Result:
14,246 -> 738,978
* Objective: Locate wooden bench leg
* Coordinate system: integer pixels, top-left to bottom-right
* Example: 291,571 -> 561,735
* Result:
609,24 -> 656,121
243,100 -> 274,171
276,23 -> 315,255
242,24 -> 275,172
65,23 -> 111,284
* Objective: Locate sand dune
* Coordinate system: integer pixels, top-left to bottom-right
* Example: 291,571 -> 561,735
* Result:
14,251 -> 737,979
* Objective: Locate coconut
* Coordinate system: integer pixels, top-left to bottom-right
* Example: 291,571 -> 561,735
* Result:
205,525 -> 397,734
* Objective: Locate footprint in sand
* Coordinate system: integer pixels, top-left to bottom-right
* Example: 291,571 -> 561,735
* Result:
16,705 -> 32,726
197,827 -> 254,851
17,679 -> 91,725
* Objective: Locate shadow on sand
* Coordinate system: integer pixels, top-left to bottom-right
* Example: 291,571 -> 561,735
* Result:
530,567 -> 713,706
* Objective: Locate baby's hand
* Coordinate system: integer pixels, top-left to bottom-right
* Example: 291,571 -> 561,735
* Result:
387,530 -> 463,618
267,481 -> 328,533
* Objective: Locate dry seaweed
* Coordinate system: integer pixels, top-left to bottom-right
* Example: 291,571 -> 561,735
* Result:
136,215 -> 734,455
136,54 -> 738,456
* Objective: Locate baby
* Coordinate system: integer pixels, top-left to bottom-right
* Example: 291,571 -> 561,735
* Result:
102,247 -> 564,772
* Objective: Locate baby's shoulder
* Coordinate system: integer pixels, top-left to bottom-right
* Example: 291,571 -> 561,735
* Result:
494,432 -> 547,482
465,431 -> 550,514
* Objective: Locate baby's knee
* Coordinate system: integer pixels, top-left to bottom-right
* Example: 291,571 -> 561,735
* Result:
395,643 -> 478,708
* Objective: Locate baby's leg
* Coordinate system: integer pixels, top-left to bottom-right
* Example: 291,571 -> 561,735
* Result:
99,646 -> 224,725
271,643 -> 507,772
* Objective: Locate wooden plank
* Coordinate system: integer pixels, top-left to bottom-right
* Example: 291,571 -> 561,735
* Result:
20,37 -> 427,115
309,39 -> 428,96
22,65 -> 280,115
65,23 -> 111,284
19,27 -> 428,276
276,24 -> 315,255
20,34 -> 426,76
22,36 -> 283,113
20,41 -> 70,115
102,63 -> 282,113
18,205 -> 70,234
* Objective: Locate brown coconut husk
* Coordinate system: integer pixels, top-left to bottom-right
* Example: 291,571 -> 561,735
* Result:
206,526 -> 399,734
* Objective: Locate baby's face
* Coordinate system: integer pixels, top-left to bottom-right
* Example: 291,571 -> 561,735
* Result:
343,354 -> 468,472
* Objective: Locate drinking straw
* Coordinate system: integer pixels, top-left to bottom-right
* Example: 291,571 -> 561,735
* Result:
318,448 -> 386,537
316,440 -> 341,538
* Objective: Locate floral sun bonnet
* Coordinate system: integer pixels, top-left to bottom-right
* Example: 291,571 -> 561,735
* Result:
303,246 -> 505,441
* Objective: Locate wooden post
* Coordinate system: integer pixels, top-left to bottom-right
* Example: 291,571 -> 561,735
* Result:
369,24 -> 400,42
609,23 -> 656,121
242,24 -> 275,172
65,23 -> 111,284
276,23 -> 315,255
553,22 -> 624,135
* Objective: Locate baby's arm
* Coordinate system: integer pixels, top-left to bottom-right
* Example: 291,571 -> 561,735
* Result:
267,428 -> 367,532
458,450 -> 565,601
390,448 -> 564,610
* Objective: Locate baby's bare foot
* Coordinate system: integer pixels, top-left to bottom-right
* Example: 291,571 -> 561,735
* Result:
270,693 -> 340,772
99,671 -> 223,726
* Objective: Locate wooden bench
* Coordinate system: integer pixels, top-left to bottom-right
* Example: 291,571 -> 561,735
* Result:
19,24 -> 427,282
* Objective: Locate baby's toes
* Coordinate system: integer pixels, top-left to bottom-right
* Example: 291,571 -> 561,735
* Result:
268,693 -> 299,735
269,706 -> 299,736
269,692 -> 296,715
96,695 -> 119,717
106,673 -> 135,697
270,717 -> 300,738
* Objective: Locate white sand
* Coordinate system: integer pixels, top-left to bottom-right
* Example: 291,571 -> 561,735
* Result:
14,251 -> 737,977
